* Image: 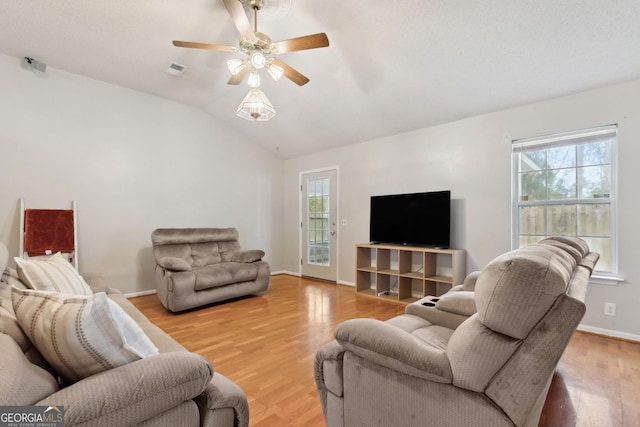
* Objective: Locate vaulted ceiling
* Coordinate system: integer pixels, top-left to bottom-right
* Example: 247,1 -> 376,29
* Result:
1,0 -> 639,158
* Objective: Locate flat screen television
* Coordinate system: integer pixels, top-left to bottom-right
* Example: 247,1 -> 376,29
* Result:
369,190 -> 451,248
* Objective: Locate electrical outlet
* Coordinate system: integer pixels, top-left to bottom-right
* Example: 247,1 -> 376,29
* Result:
604,302 -> 616,316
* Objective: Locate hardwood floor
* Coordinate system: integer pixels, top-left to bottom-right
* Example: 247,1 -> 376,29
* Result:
130,275 -> 640,427
539,331 -> 640,427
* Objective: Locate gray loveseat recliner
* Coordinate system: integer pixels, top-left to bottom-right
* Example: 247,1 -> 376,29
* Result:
152,228 -> 270,312
315,237 -> 599,427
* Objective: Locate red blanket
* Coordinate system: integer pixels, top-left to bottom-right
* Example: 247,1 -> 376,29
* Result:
24,209 -> 75,255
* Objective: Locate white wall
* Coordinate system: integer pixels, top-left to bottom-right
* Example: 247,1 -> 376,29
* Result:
283,78 -> 640,339
0,54 -> 284,294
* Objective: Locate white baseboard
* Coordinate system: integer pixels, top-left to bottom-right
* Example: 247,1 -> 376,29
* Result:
577,324 -> 640,342
124,289 -> 157,298
271,272 -> 354,287
271,270 -> 300,276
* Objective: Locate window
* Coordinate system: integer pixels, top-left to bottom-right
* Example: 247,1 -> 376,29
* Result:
511,125 -> 617,277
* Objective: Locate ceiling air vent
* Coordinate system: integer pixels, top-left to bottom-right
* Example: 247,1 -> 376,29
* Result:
165,62 -> 187,76
24,57 -> 47,72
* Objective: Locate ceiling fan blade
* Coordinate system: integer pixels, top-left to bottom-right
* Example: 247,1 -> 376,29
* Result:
272,33 -> 329,53
221,0 -> 256,42
172,40 -> 237,52
271,59 -> 309,86
227,65 -> 251,85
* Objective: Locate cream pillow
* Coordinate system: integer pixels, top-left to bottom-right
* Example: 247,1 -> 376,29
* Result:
14,253 -> 92,295
11,287 -> 159,384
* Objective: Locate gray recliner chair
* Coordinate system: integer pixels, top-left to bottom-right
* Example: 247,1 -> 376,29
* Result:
315,237 -> 599,427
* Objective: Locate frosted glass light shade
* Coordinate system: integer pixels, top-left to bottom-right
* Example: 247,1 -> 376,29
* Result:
236,88 -> 276,121
266,61 -> 284,81
227,58 -> 248,75
247,70 -> 261,88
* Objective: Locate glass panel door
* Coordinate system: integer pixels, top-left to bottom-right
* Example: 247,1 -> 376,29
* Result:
301,169 -> 337,281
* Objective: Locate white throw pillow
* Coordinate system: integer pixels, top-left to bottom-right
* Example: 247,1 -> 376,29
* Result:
14,253 -> 92,295
11,287 -> 159,384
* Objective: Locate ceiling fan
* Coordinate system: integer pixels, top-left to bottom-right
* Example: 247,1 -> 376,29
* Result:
172,0 -> 329,87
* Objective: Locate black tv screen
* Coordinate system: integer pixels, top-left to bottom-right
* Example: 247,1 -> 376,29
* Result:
369,190 -> 451,248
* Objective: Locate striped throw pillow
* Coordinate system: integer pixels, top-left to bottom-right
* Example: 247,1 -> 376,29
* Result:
14,253 -> 92,295
11,287 -> 159,384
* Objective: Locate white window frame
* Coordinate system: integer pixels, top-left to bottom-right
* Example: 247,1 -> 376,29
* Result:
511,124 -> 620,283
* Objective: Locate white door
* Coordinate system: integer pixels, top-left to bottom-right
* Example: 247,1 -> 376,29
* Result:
301,169 -> 338,282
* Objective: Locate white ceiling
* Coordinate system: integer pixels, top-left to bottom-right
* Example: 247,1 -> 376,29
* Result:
1,0 -> 639,159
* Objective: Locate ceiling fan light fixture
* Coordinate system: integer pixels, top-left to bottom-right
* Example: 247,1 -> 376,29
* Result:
173,0 -> 329,121
266,60 -> 284,81
227,58 -> 248,75
236,88 -> 276,121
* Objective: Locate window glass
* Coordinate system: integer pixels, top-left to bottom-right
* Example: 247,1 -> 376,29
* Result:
307,177 -> 330,266
578,165 -> 611,199
547,145 -> 576,169
548,168 -> 576,200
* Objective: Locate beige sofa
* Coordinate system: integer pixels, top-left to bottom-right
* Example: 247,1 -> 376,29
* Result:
315,237 -> 599,427
152,228 -> 270,312
0,242 -> 249,427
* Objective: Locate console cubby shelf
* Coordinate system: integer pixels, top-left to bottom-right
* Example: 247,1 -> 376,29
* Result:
355,243 -> 466,304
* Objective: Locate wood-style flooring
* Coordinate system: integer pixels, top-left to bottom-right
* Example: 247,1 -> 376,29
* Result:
130,274 -> 640,427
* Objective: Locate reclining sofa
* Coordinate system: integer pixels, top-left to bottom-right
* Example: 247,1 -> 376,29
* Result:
152,228 -> 270,312
0,241 -> 249,427
315,237 -> 599,427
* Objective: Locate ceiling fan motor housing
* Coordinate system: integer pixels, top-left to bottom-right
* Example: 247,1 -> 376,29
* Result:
240,32 -> 272,54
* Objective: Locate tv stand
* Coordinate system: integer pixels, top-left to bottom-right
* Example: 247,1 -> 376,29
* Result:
355,243 -> 465,304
